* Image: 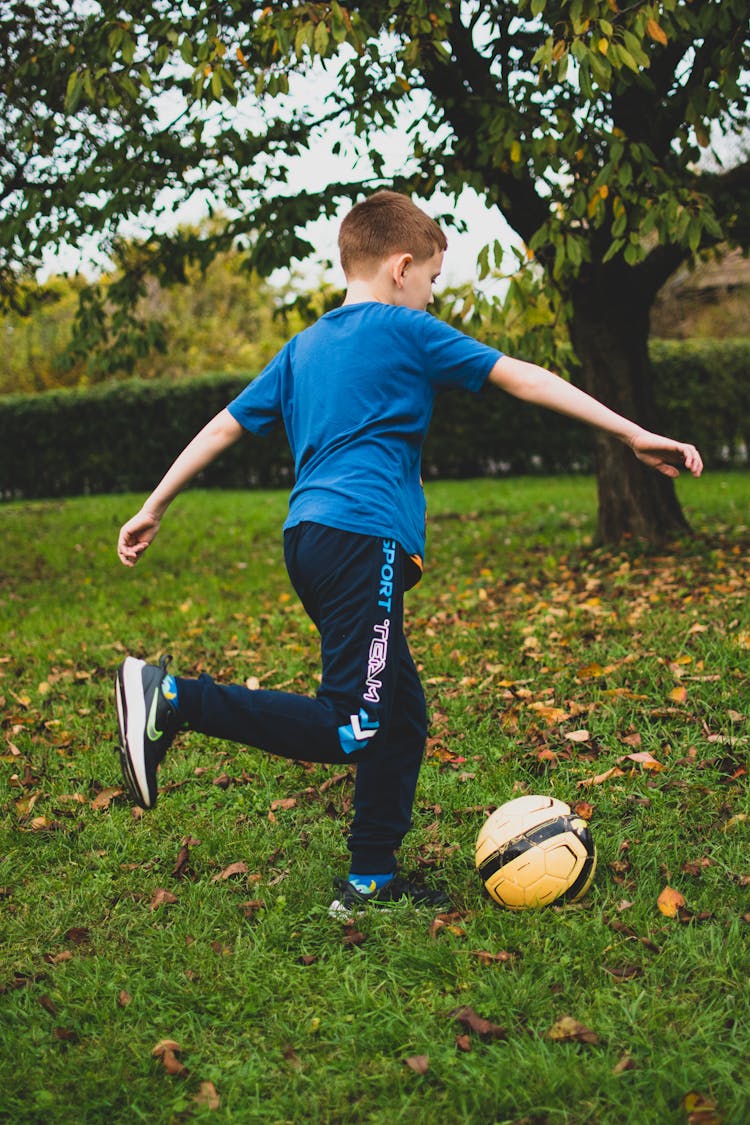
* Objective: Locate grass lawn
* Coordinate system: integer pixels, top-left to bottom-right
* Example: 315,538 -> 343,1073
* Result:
1,474 -> 748,1124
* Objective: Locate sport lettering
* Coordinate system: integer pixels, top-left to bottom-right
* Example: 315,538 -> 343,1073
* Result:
378,539 -> 397,611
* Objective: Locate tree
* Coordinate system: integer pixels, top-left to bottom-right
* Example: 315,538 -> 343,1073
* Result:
0,241 -> 305,394
2,1 -> 749,541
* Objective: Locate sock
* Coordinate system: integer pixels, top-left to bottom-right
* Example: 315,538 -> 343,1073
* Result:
348,872 -> 395,894
161,674 -> 179,708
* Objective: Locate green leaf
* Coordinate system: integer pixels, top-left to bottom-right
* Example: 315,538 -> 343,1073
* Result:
314,21 -> 330,55
64,72 -> 83,112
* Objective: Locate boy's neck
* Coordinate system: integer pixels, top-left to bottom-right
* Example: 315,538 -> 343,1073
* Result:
342,278 -> 390,306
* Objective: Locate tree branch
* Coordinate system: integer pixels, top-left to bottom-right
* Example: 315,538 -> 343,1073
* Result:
417,13 -> 549,242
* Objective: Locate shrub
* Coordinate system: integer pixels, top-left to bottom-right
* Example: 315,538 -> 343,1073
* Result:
1,341 -> 747,500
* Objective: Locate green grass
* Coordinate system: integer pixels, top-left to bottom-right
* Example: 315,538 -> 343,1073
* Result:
1,474 -> 749,1125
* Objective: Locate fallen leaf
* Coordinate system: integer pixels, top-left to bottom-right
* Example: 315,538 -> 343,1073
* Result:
547,1015 -> 599,1045
91,787 -> 122,811
211,861 -> 248,882
449,1006 -> 507,1041
118,990 -> 132,1007
467,949 -> 518,965
430,911 -> 467,939
529,702 -> 570,726
603,964 -> 643,981
283,1045 -> 303,1070
149,888 -> 179,911
45,950 -> 73,965
238,899 -> 265,918
342,925 -> 367,948
683,1090 -> 723,1124
404,1055 -> 430,1075
152,1039 -> 188,1078
578,766 -> 625,788
64,927 -> 91,945
38,994 -> 59,1017
565,729 -> 590,743
669,686 -> 688,704
613,1054 -> 636,1074
270,797 -> 297,812
455,1033 -> 472,1052
577,663 -> 612,679
193,1081 -> 221,1110
622,751 -> 664,772
657,886 -> 686,917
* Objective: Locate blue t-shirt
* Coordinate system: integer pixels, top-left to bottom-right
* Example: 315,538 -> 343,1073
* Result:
227,302 -> 502,559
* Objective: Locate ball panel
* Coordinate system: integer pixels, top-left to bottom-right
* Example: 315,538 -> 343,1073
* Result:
475,795 -> 597,909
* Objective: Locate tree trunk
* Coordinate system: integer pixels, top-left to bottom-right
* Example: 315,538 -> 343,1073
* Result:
569,269 -> 690,546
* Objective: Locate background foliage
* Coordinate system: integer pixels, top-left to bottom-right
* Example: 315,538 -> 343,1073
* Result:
2,340 -> 747,502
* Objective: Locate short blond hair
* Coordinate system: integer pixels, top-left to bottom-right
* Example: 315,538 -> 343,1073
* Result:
338,190 -> 447,278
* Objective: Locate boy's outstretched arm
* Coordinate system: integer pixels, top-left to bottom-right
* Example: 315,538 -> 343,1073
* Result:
488,356 -> 703,478
117,408 -> 244,567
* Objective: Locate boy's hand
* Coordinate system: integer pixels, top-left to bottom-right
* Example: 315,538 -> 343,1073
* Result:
117,510 -> 161,567
629,429 -> 703,478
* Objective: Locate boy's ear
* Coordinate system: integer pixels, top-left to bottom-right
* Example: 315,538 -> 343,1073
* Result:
391,252 -> 413,287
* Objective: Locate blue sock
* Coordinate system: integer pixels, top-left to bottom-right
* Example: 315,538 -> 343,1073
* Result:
161,674 -> 179,709
348,872 -> 395,894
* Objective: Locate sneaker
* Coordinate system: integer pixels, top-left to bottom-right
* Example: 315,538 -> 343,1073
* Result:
115,655 -> 181,808
328,874 -> 451,918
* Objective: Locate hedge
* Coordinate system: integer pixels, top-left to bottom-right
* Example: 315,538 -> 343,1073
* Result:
1,340 -> 747,500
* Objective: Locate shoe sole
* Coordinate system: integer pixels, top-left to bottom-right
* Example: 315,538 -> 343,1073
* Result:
115,657 -> 153,808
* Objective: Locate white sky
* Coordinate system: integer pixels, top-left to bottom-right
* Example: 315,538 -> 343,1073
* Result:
39,53 -> 520,296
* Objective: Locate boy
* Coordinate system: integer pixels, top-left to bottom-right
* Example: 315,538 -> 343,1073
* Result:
115,191 -> 702,912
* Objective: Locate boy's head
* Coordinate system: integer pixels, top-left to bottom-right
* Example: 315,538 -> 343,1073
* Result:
339,190 -> 447,284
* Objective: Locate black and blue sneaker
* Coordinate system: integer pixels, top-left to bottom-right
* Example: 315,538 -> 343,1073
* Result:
329,874 -> 451,917
115,655 -> 181,808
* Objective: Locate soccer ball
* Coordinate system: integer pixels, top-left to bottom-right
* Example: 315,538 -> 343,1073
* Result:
475,794 -> 597,909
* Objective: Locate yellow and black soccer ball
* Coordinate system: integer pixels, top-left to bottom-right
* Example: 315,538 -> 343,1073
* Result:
475,794 -> 597,909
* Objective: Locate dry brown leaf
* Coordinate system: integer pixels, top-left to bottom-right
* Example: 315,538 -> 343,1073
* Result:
193,1081 -> 221,1110
547,1015 -> 599,1045
657,886 -> 686,917
612,1054 -> 636,1074
342,924 -> 367,947
468,949 -> 518,965
211,861 -> 248,883
577,766 -> 625,788
404,1055 -> 430,1075
64,927 -> 91,945
149,888 -> 179,911
152,1040 -> 189,1078
91,787 -> 122,811
449,1006 -> 507,1041
45,950 -> 73,965
238,899 -> 265,918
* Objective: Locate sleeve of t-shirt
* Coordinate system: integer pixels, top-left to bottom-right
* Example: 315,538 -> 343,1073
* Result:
226,342 -> 292,435
419,314 -> 503,392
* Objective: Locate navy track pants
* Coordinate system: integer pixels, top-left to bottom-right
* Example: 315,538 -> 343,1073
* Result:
175,522 -> 427,873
